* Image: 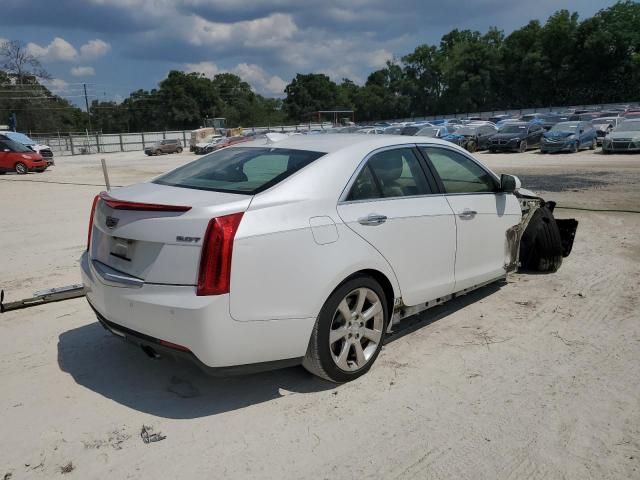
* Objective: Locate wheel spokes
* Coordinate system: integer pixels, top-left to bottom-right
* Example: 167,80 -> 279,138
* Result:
354,288 -> 367,315
363,327 -> 382,344
337,299 -> 352,322
330,326 -> 348,345
362,301 -> 382,321
353,341 -> 366,367
335,341 -> 351,370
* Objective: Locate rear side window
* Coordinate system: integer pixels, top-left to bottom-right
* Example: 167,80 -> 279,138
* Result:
421,147 -> 498,194
154,147 -> 325,194
348,148 -> 432,201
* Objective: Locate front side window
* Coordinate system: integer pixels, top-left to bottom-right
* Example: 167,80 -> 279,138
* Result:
0,138 -> 31,153
154,147 -> 325,194
347,148 -> 432,201
421,147 -> 497,194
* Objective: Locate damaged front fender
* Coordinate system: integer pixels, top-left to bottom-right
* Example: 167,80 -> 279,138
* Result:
506,191 -> 578,273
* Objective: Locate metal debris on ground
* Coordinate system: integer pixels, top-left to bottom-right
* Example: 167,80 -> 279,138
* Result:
140,425 -> 166,444
60,462 -> 74,474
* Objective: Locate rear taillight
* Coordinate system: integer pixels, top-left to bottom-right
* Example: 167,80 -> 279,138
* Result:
197,213 -> 244,296
99,192 -> 191,212
87,194 -> 100,250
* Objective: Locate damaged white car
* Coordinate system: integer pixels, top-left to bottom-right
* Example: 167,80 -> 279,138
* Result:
81,134 -> 577,382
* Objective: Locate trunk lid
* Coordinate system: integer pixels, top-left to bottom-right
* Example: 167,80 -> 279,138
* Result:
90,182 -> 251,285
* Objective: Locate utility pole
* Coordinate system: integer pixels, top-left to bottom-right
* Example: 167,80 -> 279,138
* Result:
83,83 -> 92,133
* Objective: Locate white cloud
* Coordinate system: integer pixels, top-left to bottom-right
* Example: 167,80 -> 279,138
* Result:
27,37 -> 78,61
43,78 -> 69,94
80,39 -> 111,59
183,61 -> 286,96
231,63 -> 287,96
71,66 -> 96,76
187,13 -> 297,48
26,37 -> 110,62
184,61 -> 220,78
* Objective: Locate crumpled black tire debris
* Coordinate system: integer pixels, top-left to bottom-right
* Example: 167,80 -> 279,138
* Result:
141,425 -> 166,444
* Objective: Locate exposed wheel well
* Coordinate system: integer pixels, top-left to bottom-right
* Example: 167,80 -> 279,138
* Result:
340,269 -> 395,319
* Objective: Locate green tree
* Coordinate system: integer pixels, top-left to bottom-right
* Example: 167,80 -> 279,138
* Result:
283,73 -> 339,120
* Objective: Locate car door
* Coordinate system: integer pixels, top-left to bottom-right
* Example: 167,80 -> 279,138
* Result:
528,125 -> 543,146
419,146 -> 522,291
0,140 -> 10,171
337,146 -> 457,306
479,126 -> 496,149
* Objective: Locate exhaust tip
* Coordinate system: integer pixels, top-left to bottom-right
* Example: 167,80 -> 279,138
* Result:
141,345 -> 160,359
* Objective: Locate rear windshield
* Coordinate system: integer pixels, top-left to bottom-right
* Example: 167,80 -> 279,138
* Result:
153,147 -> 325,194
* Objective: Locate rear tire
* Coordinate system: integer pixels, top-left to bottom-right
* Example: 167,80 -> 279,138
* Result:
15,162 -> 27,174
466,141 -> 477,153
519,206 -> 564,273
303,276 -> 389,383
590,138 -> 596,150
177,147 -> 183,153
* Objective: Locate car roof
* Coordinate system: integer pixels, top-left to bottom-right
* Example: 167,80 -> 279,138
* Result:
240,133 -> 454,154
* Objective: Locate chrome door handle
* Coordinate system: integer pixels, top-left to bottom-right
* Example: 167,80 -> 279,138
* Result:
358,214 -> 387,226
458,209 -> 477,219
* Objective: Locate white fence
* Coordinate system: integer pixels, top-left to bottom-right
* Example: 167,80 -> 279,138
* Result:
30,123 -> 334,156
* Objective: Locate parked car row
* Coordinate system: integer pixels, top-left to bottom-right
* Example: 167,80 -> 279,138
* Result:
0,130 -> 54,174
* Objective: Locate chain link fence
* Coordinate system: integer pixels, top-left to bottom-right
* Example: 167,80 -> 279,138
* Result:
29,123 -> 333,156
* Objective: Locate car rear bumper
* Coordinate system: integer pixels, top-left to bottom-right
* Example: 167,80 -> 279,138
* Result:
81,251 -> 312,372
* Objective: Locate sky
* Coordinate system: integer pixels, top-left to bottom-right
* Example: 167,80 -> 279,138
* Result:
0,0 -> 619,104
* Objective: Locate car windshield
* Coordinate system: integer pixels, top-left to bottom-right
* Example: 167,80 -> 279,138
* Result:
520,114 -> 538,121
3,132 -> 35,145
455,127 -> 478,135
154,147 -> 325,194
500,125 -> 527,134
416,127 -> 439,137
1,138 -> 33,153
550,123 -> 579,134
614,121 -> 640,132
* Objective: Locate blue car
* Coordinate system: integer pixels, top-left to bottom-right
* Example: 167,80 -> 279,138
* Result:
540,121 -> 597,153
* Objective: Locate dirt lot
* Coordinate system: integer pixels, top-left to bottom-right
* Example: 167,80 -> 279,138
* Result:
1,148 -> 639,479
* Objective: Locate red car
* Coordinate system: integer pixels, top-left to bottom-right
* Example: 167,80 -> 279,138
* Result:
0,138 -> 48,174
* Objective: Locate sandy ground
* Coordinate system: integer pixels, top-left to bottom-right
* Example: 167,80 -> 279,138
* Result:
1,148 -> 639,479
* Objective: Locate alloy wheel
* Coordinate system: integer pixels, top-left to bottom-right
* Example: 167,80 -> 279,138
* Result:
329,287 -> 384,372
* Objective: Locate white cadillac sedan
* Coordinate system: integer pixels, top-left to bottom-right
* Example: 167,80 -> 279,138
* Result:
81,134 -> 577,382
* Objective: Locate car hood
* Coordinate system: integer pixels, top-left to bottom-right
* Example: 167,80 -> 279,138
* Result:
31,143 -> 51,150
492,132 -> 524,140
195,142 -> 213,147
607,131 -> 640,140
544,131 -> 575,139
442,133 -> 465,141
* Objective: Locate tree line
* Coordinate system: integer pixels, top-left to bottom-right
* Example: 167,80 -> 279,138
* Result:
1,1 -> 639,133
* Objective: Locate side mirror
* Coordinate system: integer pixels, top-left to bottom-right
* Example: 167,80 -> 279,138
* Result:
579,129 -> 584,134
500,174 -> 521,193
